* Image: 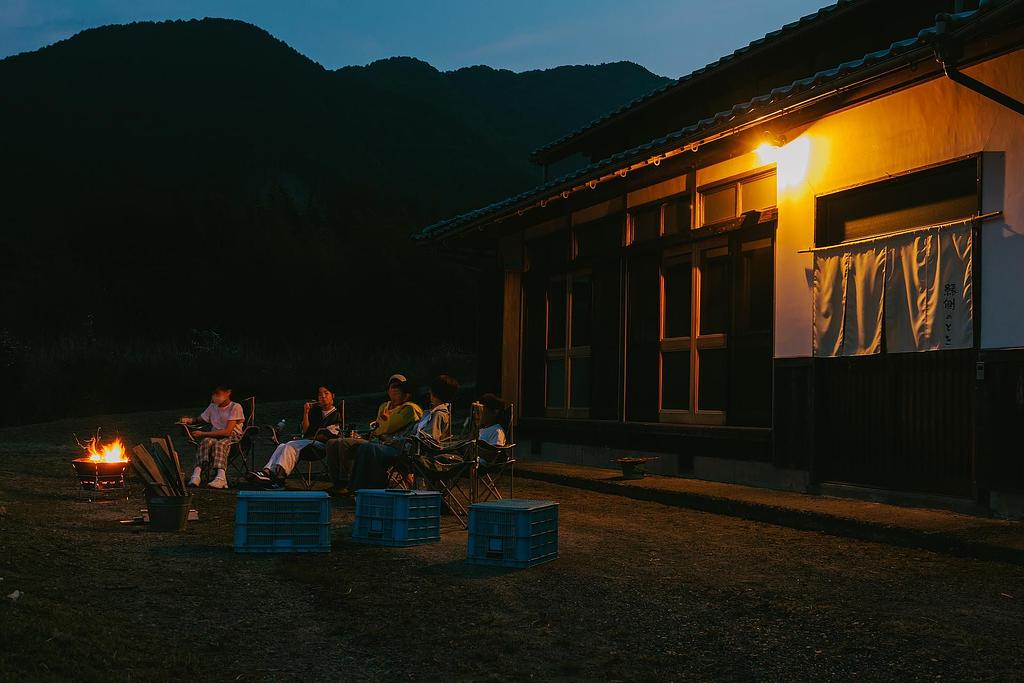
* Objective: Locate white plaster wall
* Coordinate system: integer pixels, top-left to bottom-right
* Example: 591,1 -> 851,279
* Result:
765,48 -> 1024,356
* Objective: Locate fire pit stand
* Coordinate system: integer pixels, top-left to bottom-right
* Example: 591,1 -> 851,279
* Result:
71,457 -> 131,502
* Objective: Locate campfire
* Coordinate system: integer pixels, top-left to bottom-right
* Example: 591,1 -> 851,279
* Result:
83,436 -> 127,463
72,433 -> 130,498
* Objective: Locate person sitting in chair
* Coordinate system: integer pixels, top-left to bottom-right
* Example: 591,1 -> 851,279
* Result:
248,385 -> 342,488
346,374 -> 459,493
179,383 -> 245,489
324,373 -> 422,496
475,393 -> 509,447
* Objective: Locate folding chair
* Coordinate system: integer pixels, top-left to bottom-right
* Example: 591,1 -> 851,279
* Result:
398,434 -> 477,528
178,396 -> 259,483
473,401 -> 516,502
382,402 -> 466,492
266,399 -> 345,489
473,442 -> 516,502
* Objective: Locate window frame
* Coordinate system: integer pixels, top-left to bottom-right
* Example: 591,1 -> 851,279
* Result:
658,236 -> 729,425
813,155 -> 981,248
697,170 -> 776,228
627,192 -> 691,244
545,271 -> 593,419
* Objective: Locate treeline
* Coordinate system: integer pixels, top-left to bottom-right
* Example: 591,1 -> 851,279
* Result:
0,18 -> 669,424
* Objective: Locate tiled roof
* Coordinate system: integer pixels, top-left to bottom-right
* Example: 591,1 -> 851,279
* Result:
529,0 -> 860,162
415,1 -> 1009,244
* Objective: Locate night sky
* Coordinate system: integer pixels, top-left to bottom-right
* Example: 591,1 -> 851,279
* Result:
3,0 -> 831,76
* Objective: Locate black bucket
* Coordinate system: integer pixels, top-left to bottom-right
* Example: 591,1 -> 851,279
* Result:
148,495 -> 192,532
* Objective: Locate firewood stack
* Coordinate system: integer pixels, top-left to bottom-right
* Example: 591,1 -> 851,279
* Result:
131,436 -> 187,497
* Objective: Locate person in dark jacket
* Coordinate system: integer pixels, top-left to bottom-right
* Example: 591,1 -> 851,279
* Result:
248,385 -> 342,487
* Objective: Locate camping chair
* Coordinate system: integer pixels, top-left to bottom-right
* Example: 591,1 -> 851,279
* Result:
382,401 -> 468,491
178,396 -> 259,483
398,433 -> 477,528
473,445 -> 516,502
473,402 -> 516,502
265,399 -> 345,489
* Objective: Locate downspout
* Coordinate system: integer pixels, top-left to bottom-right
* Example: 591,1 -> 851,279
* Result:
934,15 -> 1024,117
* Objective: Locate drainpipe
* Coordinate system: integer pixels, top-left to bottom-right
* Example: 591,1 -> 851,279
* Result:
934,15 -> 1024,117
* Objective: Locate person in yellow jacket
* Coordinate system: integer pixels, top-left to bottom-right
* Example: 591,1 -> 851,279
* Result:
325,373 -> 422,494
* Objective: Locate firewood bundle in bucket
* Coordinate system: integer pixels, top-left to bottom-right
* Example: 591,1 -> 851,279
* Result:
131,436 -> 192,531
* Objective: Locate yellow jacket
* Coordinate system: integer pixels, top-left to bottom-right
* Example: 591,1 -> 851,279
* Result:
371,400 -> 423,438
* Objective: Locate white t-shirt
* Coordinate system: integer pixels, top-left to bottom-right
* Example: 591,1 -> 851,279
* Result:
200,401 -> 245,435
478,424 -> 506,447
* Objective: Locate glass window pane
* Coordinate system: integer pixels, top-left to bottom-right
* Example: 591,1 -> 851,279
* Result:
547,280 -> 566,349
663,257 -> 692,339
699,250 -> 731,335
740,174 -> 777,212
632,205 -> 661,242
569,357 -> 590,409
661,351 -> 690,411
701,185 -> 736,225
663,198 -> 690,234
546,359 -> 566,409
570,276 -> 592,348
698,348 -> 728,412
738,245 -> 773,333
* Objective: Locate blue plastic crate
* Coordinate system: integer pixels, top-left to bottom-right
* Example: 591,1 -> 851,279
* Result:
467,499 -> 558,568
234,491 -> 331,553
352,489 -> 442,546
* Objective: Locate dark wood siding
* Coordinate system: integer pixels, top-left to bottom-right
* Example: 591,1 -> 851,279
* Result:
728,224 -> 774,427
522,232 -> 570,417
814,350 -> 976,497
977,349 -> 1024,493
772,358 -> 813,471
521,270 -> 548,418
625,250 -> 661,422
589,257 -> 623,419
475,263 -> 504,395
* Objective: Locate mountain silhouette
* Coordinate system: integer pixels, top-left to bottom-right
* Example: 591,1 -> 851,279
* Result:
0,18 -> 669,342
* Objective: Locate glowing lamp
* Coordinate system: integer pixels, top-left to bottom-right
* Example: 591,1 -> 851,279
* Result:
756,135 -> 812,190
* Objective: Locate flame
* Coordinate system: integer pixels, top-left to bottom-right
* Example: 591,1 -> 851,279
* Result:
85,437 -> 128,463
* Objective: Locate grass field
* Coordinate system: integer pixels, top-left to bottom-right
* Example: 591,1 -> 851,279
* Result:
2,406 -> 1024,681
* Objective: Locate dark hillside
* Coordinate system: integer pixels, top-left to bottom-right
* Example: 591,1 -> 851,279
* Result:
0,18 -> 670,422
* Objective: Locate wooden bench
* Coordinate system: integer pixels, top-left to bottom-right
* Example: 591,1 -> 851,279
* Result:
614,456 -> 658,480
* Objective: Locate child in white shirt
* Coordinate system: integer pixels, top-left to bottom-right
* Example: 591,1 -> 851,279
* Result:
179,384 -> 245,489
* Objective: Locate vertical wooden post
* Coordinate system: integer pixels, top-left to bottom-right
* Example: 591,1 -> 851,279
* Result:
501,270 -> 523,422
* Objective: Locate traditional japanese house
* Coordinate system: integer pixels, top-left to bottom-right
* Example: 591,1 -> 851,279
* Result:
416,0 -> 1024,515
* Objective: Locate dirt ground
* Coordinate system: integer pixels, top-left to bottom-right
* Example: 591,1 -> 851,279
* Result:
2,405 -> 1024,682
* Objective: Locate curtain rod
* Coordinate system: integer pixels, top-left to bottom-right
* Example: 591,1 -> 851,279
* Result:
797,210 -> 1003,254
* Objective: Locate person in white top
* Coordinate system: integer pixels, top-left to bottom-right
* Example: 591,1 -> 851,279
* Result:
475,393 -> 507,447
179,384 -> 245,489
249,385 -> 344,488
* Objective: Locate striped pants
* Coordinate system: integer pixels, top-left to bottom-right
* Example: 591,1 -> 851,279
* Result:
196,436 -> 238,472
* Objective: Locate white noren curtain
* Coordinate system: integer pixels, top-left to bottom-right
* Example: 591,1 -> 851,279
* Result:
812,219 -> 972,357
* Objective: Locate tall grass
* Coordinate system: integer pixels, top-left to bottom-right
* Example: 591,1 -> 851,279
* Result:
0,330 -> 474,426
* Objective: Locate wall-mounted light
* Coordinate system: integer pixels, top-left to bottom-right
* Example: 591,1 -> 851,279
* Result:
761,130 -> 787,148
755,134 -> 812,190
